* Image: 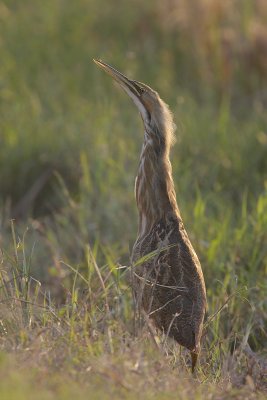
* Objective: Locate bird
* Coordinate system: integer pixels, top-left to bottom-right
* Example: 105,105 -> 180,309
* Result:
94,59 -> 207,372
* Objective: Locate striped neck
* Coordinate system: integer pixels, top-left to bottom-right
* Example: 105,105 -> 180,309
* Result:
135,128 -> 179,237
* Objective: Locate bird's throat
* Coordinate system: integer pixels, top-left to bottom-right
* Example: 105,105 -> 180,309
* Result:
135,132 -> 179,237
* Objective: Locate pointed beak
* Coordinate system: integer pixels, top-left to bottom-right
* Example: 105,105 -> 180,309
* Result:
93,59 -> 150,123
93,59 -> 142,97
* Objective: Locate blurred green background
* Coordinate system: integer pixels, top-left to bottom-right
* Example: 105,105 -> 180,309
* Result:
1,0 -> 266,226
0,2 -> 266,255
0,0 -> 266,366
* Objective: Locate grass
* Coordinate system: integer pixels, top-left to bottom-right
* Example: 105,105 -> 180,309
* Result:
0,0 -> 267,398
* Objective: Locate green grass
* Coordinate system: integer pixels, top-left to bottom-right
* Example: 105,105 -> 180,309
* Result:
0,0 -> 267,398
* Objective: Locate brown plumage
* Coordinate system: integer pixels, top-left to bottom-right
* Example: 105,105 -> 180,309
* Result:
94,59 -> 207,372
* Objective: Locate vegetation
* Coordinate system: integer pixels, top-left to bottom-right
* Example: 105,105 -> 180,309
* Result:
0,0 -> 266,398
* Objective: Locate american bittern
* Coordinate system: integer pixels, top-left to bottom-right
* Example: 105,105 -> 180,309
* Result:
94,59 -> 206,372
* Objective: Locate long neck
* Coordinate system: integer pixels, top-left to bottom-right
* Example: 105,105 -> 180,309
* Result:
135,126 -> 180,236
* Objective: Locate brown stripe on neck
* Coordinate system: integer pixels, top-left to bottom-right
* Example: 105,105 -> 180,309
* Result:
135,128 -> 179,236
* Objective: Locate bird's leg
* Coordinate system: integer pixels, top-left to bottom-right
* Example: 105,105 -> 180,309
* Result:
191,351 -> 198,373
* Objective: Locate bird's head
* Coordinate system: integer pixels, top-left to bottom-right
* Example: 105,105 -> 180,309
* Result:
94,59 -> 175,148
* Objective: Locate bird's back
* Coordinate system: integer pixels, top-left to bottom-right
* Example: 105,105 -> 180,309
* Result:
131,210 -> 206,353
